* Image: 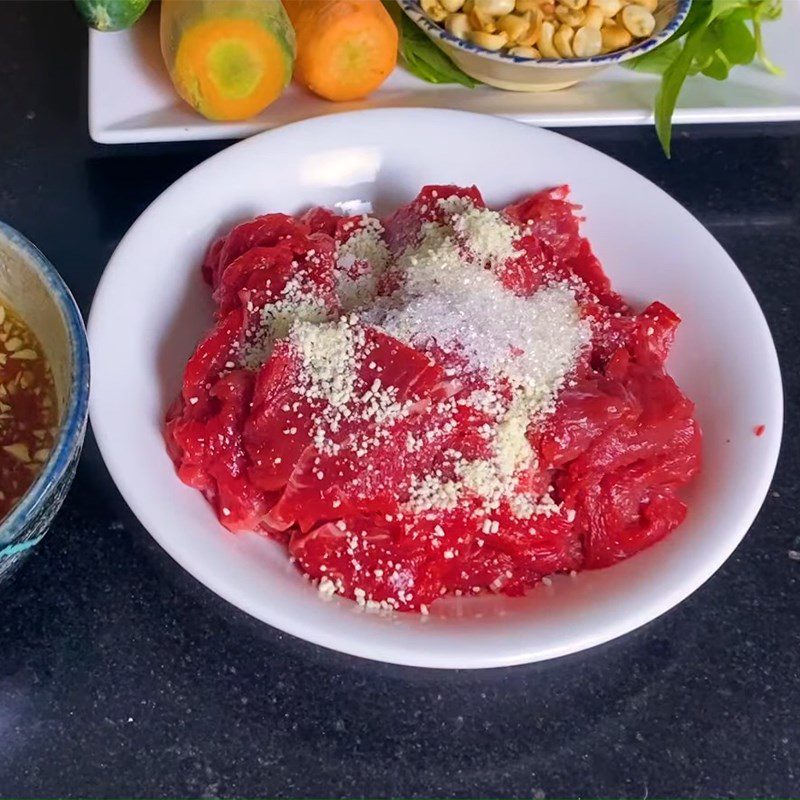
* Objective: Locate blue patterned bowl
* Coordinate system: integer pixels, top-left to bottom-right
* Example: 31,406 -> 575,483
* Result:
398,0 -> 691,91
0,223 -> 89,582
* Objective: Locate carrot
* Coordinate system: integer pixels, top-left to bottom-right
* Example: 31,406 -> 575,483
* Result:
284,0 -> 398,102
160,0 -> 296,121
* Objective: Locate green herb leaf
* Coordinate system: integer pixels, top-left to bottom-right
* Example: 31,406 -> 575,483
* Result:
632,0 -> 783,156
717,13 -> 756,64
753,0 -> 784,74
623,39 -> 682,74
700,52 -> 731,79
687,19 -> 724,75
386,2 -> 480,88
675,0 -> 719,36
623,0 -> 713,77
389,0 -> 782,156
653,0 -> 721,156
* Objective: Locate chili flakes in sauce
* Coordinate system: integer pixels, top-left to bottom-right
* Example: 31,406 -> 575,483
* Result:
0,301 -> 58,520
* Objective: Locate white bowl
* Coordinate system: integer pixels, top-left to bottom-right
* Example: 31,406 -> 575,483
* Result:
88,109 -> 781,669
398,0 -> 692,91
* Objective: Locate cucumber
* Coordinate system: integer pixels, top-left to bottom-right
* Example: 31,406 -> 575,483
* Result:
75,0 -> 152,31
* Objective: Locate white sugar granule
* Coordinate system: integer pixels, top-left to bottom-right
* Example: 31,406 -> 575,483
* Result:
242,274 -> 330,370
373,203 -> 591,420
259,194 -> 592,523
377,197 -> 591,516
291,316 -> 361,409
406,474 -> 462,513
335,217 -> 391,311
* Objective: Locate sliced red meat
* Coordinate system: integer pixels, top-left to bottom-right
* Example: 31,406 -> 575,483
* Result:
248,325 -> 451,518
290,514 -> 447,612
203,214 -> 311,291
592,301 -> 681,369
579,422 -> 700,568
178,308 -> 246,404
243,340 -> 319,493
557,360 -> 701,567
300,206 -> 343,237
495,232 -> 550,297
382,184 -> 485,255
534,376 -> 640,469
631,302 -> 682,366
166,370 -> 275,532
265,338 -> 459,532
214,234 -> 338,315
558,239 -> 626,311
167,185 -> 702,611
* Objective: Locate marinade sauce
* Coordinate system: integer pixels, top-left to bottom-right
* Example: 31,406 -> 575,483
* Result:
0,301 -> 58,520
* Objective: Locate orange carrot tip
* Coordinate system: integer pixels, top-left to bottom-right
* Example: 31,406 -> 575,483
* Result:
161,0 -> 296,121
284,0 -> 398,102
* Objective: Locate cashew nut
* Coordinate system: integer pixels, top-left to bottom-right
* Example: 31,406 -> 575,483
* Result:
517,8 -> 543,44
509,45 -> 541,56
583,6 -> 604,28
422,0 -> 448,22
553,22 -> 575,56
629,0 -> 657,11
600,20 -> 633,50
469,6 -> 498,31
540,2 -> 556,20
555,5 -> 585,26
588,0 -> 622,17
468,29 -> 510,49
445,12 -> 472,38
537,20 -> 561,56
425,0 -> 653,58
572,24 -> 602,56
497,12 -> 534,42
620,3 -> 656,37
474,0 -> 516,15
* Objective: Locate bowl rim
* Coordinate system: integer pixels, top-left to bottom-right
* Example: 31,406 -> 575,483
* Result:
0,222 -> 90,556
397,0 -> 692,68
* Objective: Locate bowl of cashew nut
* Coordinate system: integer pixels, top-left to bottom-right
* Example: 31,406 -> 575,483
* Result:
398,0 -> 692,91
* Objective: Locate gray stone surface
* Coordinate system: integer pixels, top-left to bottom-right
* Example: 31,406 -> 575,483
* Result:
0,2 -> 798,797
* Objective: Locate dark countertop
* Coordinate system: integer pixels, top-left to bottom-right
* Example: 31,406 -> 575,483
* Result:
1,3 -> 798,798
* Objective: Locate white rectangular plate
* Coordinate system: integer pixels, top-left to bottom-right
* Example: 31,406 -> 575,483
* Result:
89,2 -> 800,144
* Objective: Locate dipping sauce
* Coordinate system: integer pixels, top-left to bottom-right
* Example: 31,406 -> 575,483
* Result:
0,301 -> 57,520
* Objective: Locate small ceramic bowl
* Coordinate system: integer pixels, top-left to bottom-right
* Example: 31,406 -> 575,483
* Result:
0,223 -> 89,583
398,0 -> 691,91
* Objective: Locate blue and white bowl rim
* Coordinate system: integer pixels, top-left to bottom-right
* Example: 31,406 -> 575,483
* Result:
0,222 -> 90,552
397,0 -> 692,67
